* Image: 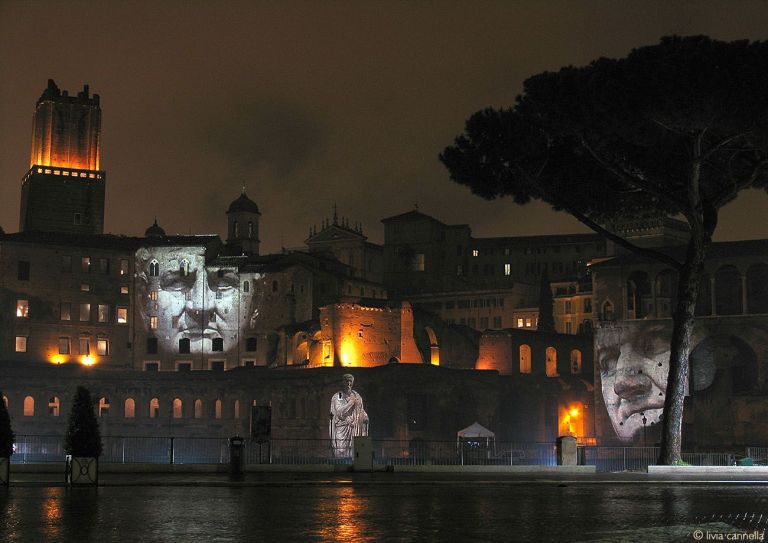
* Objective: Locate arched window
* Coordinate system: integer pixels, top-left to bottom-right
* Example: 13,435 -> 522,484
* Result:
149,259 -> 159,277
2,396 -> 8,409
149,398 -> 159,419
179,259 -> 190,277
747,263 -> 768,314
602,300 -> 614,321
98,397 -> 110,417
48,396 -> 60,417
570,350 -> 582,374
172,398 -> 182,418
695,273 -> 712,316
248,221 -> 253,239
23,396 -> 34,417
715,265 -> 743,315
215,399 -> 222,419
519,344 -> 532,374
194,399 -> 203,419
546,347 -> 558,377
627,271 -> 651,319
234,400 -> 240,419
124,398 -> 135,418
655,269 -> 678,318
234,220 -> 239,238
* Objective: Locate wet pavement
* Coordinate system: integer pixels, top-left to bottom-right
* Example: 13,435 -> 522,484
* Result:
2,472 -> 768,542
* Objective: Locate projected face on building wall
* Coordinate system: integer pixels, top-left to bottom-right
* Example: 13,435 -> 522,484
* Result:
596,322 -> 670,440
136,247 -> 243,356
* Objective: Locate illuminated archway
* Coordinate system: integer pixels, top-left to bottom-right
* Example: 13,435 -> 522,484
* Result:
424,326 -> 439,366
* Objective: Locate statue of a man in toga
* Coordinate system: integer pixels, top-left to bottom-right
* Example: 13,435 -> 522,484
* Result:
329,374 -> 369,458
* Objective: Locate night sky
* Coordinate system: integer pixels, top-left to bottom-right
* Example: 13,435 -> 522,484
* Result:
2,1 -> 768,253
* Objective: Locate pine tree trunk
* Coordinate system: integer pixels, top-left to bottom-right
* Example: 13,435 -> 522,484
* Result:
658,236 -> 707,465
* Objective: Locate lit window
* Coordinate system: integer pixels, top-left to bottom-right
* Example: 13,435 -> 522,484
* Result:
48,396 -> 60,417
15,336 -> 27,353
98,397 -> 110,417
234,400 -> 240,419
79,337 -> 90,355
173,398 -> 183,418
59,337 -> 70,354
150,316 -> 158,330
117,307 -> 128,324
504,263 -> 511,276
81,283 -> 90,292
16,299 -> 29,318
23,396 -> 34,417
546,347 -> 558,377
194,399 -> 203,419
60,302 -> 71,321
82,257 -> 91,273
97,339 -> 109,356
124,398 -> 135,418
120,286 -> 129,294
517,318 -> 524,328
525,318 -> 532,327
98,304 -> 110,323
215,399 -> 222,419
149,290 -> 158,301
150,398 -> 159,418
413,254 -> 425,271
519,345 -> 532,374
570,350 -> 582,374
80,303 -> 91,321
472,249 -> 479,257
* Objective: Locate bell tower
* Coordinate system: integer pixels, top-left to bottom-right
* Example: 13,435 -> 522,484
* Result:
19,79 -> 105,234
226,189 -> 261,255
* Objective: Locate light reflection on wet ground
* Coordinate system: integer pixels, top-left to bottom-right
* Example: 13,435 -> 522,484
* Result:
1,483 -> 766,542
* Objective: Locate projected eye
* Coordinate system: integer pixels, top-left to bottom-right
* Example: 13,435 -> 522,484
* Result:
160,270 -> 196,291
598,347 -> 619,372
208,271 -> 238,291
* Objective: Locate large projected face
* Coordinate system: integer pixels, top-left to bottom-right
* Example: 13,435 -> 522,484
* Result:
596,322 -> 669,440
137,247 -> 242,355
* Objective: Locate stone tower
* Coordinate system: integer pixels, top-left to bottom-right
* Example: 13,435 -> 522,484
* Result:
19,79 -> 105,234
226,190 -> 261,255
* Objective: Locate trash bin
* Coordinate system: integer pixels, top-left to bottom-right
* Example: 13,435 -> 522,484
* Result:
737,457 -> 754,466
229,436 -> 245,481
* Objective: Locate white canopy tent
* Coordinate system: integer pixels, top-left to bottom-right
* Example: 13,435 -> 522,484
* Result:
457,422 -> 496,463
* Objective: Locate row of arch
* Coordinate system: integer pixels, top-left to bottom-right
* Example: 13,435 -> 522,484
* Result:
623,263 -> 768,320
518,346 -> 582,376
4,395 -> 241,421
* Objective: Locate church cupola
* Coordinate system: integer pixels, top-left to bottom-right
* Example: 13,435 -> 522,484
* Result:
144,218 -> 166,238
226,189 -> 261,255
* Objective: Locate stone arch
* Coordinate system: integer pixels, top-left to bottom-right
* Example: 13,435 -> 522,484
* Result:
627,271 -> 652,319
293,332 -> 309,365
715,265 -> 743,315
746,262 -> 768,314
690,335 -> 758,394
519,344 -> 532,374
424,326 -> 440,366
545,347 -> 558,377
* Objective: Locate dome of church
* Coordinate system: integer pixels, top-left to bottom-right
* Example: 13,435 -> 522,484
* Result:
144,219 -> 166,238
227,192 -> 260,214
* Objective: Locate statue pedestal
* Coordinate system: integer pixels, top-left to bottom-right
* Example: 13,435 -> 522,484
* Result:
353,436 -> 373,471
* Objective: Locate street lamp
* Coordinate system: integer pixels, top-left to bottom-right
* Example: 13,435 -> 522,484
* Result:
641,412 -> 648,448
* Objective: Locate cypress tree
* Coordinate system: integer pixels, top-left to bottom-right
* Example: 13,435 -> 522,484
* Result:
64,386 -> 102,457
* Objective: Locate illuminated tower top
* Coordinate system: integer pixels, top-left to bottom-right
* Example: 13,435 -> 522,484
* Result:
29,79 -> 101,171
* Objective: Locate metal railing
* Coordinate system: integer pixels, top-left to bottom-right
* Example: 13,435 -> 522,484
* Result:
9,435 -> 764,472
